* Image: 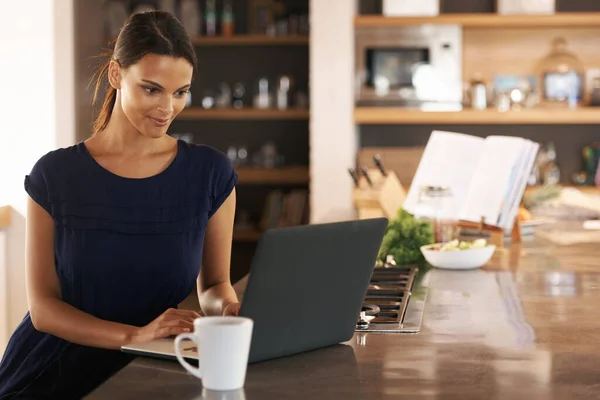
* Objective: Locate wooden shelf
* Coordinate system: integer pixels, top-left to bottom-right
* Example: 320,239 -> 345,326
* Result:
191,34 -> 308,46
237,167 -> 309,185
354,107 -> 600,125
355,12 -> 600,28
178,108 -> 309,121
233,230 -> 262,242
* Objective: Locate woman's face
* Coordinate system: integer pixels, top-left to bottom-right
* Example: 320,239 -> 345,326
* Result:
110,54 -> 193,139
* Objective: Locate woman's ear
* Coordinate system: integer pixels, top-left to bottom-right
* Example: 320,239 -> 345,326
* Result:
108,60 -> 122,90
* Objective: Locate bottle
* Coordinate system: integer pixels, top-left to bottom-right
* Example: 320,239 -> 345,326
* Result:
180,0 -> 202,36
205,0 -> 217,36
536,37 -> 585,108
276,75 -> 291,110
413,186 -> 456,243
221,0 -> 234,37
469,73 -> 487,110
543,142 -> 561,184
232,82 -> 245,109
590,77 -> 600,107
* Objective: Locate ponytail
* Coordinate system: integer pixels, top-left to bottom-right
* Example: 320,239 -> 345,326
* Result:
91,52 -> 117,136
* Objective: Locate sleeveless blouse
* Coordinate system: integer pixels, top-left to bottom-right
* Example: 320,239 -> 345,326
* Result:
0,140 -> 237,399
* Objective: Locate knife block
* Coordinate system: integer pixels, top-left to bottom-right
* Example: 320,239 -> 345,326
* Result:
352,169 -> 407,220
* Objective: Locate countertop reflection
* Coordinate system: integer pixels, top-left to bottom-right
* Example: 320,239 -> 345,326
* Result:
87,238 -> 600,399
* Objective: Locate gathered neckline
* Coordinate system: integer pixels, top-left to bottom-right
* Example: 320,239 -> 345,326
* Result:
78,139 -> 182,181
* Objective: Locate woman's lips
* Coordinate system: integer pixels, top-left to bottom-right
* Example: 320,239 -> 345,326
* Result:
149,117 -> 169,127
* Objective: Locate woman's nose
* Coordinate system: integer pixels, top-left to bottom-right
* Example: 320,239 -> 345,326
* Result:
157,95 -> 173,115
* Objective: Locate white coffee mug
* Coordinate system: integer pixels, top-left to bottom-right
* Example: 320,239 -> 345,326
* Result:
174,316 -> 254,391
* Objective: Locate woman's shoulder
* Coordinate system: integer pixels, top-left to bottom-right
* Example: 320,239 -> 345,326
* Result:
181,141 -> 230,166
180,141 -> 235,178
30,143 -> 85,175
179,141 -> 238,212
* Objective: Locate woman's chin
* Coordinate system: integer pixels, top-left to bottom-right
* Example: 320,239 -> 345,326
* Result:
141,126 -> 169,139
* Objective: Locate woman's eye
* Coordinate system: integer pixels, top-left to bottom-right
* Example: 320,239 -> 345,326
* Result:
176,90 -> 189,97
143,86 -> 158,94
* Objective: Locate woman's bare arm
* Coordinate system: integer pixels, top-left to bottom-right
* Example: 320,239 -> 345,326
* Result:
197,188 -> 239,316
25,197 -> 143,349
24,197 -> 197,350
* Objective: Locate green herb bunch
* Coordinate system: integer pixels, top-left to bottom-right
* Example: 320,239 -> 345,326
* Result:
378,208 -> 435,265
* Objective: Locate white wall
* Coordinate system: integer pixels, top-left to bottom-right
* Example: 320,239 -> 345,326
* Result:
0,0 -> 75,353
309,0 -> 358,223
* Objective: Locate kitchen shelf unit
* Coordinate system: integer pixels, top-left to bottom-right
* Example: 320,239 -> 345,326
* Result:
354,107 -> 600,125
353,10 -> 600,127
178,3 -> 312,275
353,6 -> 600,198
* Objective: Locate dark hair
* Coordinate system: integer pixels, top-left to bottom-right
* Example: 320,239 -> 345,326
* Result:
92,11 -> 197,135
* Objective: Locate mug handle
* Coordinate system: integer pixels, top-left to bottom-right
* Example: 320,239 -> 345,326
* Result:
174,333 -> 202,379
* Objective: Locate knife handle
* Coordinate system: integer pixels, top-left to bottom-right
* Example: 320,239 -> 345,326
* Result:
360,166 -> 373,187
348,168 -> 360,187
373,154 -> 387,176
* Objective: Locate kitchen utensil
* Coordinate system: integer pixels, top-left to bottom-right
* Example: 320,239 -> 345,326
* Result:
360,166 -> 373,187
348,168 -> 360,187
373,155 -> 387,176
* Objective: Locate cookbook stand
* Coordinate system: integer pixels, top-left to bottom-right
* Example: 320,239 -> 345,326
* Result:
352,168 -> 406,220
456,216 -> 522,248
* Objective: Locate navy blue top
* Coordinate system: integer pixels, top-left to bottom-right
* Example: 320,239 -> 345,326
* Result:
0,140 -> 237,399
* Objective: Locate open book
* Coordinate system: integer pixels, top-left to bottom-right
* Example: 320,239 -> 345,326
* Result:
402,130 -> 539,232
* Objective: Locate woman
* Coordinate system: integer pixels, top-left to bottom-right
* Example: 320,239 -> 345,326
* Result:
0,10 -> 240,399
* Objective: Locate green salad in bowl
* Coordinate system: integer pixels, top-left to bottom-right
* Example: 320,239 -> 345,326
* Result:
430,238 -> 489,252
421,238 -> 495,270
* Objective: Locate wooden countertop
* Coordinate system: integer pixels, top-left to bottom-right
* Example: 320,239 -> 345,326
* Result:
0,206 -> 10,229
87,235 -> 600,399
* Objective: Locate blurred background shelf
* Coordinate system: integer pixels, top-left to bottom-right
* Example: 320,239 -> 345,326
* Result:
233,230 -> 263,242
237,167 -> 309,185
354,107 -> 600,125
178,107 -> 309,120
191,34 -> 308,46
354,12 -> 600,28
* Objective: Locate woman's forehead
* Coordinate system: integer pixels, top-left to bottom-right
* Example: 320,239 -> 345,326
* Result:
125,54 -> 193,87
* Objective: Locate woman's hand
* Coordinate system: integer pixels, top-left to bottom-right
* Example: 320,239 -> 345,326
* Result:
128,308 -> 201,345
222,302 -> 241,316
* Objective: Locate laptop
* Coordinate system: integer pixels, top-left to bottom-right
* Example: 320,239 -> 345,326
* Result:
121,217 -> 388,364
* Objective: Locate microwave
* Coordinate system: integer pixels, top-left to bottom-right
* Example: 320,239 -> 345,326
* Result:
355,25 -> 463,108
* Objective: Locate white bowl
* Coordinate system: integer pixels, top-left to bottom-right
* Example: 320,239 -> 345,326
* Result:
420,243 -> 496,270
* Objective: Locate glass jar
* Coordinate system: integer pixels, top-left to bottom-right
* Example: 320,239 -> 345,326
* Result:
536,37 -> 585,107
413,185 -> 456,243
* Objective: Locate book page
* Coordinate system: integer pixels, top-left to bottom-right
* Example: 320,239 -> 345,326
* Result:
459,136 -> 531,225
499,141 -> 539,231
402,130 -> 484,220
496,142 -> 531,228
